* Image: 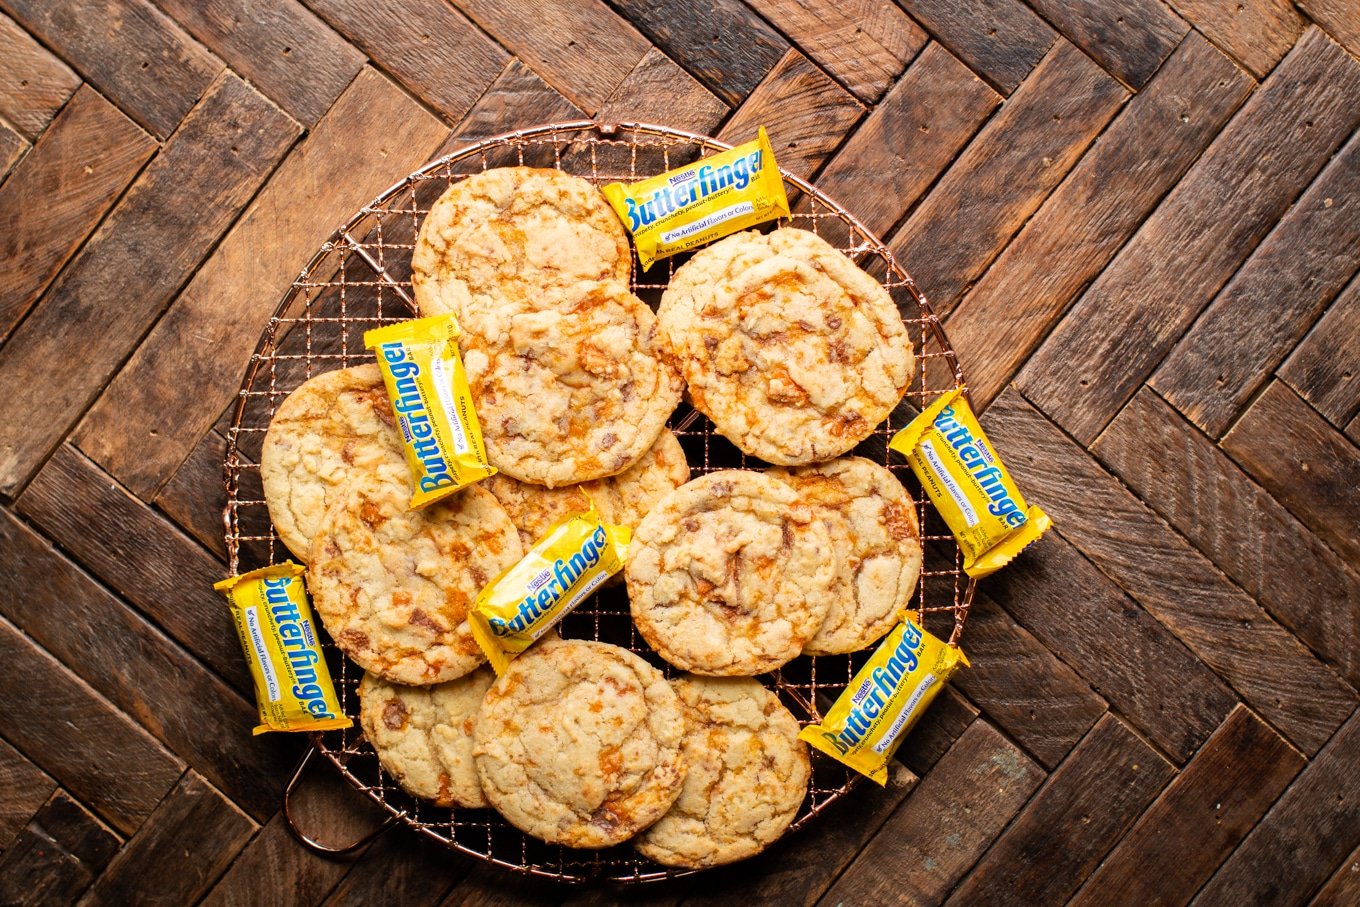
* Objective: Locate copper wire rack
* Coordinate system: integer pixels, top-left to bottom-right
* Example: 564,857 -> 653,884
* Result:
223,121 -> 975,885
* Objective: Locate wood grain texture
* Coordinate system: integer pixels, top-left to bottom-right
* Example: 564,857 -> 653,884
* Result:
73,67 -> 447,501
1297,0 -> 1360,59
322,829 -> 471,907
820,720 -> 1044,905
1026,0 -> 1186,88
945,31 -> 1252,407
0,85 -> 156,341
435,60 -> 581,153
1222,381 -> 1360,569
303,0 -> 506,123
151,427 -> 231,558
947,714 -> 1175,905
604,0 -> 788,106
80,772 -> 256,907
988,388 -> 1356,755
1020,27 -> 1360,445
897,687 -> 980,777
450,0 -> 649,114
1095,389 -> 1360,689
0,738 -> 55,852
1313,840 -> 1360,907
1072,705 -> 1304,907
0,615 -> 182,836
0,73 -> 299,498
717,48 -> 864,178
595,47 -> 728,134
1279,276 -> 1360,429
0,11 -> 79,139
812,41 -> 1000,240
155,0 -> 362,126
1166,0 -> 1302,77
0,792 -> 120,906
0,0 -> 221,139
893,0 -> 1055,93
743,0 -> 925,102
0,118 -> 25,178
888,39 -> 1127,317
1193,706 -> 1360,906
1151,125 -> 1360,438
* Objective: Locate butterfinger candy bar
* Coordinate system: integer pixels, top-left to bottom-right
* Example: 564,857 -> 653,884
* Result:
365,314 -> 495,509
601,127 -> 790,271
215,563 -> 351,735
470,503 -> 630,675
889,387 -> 1050,578
800,614 -> 966,785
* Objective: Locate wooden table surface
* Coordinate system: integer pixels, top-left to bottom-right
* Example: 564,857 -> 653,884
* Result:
2,0 -> 1359,903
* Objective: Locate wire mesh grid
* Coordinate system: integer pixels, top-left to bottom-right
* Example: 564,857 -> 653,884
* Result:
223,121 -> 975,884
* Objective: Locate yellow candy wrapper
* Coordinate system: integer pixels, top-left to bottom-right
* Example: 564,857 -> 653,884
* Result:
889,388 -> 1050,578
800,614 -> 966,785
364,314 -> 495,509
601,127 -> 790,271
470,504 -> 631,674
214,563 -> 352,736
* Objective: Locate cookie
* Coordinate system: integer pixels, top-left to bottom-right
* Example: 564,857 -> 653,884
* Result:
460,280 -> 683,487
411,166 -> 630,321
636,676 -> 810,868
626,470 -> 837,675
308,468 -> 522,685
770,457 -> 922,654
658,227 -> 913,464
259,365 -> 405,561
358,668 -> 495,808
472,637 -> 686,848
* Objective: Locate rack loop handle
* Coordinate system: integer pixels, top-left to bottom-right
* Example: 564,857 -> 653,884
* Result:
282,744 -> 399,857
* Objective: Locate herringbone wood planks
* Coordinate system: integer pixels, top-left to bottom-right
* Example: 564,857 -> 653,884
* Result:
1,1 -> 1358,903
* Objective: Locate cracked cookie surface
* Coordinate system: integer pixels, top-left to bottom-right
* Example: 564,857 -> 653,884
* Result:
636,676 -> 810,868
472,637 -> 686,848
626,470 -> 837,675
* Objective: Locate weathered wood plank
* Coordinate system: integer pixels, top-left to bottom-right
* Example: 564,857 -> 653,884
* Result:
951,589 -> 1107,769
945,31 -> 1252,407
0,738 -> 55,852
1221,381 -> 1360,569
717,49 -> 864,178
1072,705 -> 1304,907
450,0 -> 649,115
0,0 -> 221,139
988,388 -> 1356,754
303,0 -> 506,123
73,67 -> 448,501
1313,840 -> 1360,907
0,85 -> 156,341
604,0 -> 788,106
594,47 -> 728,134
0,73 -> 299,498
0,117 -> 26,178
440,863 -> 563,907
152,427 -> 230,559
818,720 -> 1045,905
1026,0 -> 1186,88
1165,0 -> 1302,77
813,41 -> 1000,240
0,11 -> 79,139
1019,27 -> 1360,445
897,686 -> 980,777
888,39 -> 1127,317
0,502 -> 297,820
1150,125 -> 1360,438
1094,389 -> 1360,689
155,0 -> 362,126
1297,0 -> 1360,60
744,0 -> 925,102
947,713 -> 1175,905
1193,706 -> 1360,906
892,0 -> 1055,94
1280,276 -> 1360,429
435,61 -> 581,154
322,827 -> 472,907
0,792 -> 120,906
0,614 -> 183,836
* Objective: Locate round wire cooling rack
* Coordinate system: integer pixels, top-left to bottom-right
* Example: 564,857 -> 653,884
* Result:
223,121 -> 976,885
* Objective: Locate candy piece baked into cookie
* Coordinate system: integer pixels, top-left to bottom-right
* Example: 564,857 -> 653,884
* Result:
636,676 -> 810,868
627,470 -> 837,675
411,166 -> 630,321
308,465 -> 522,685
658,228 -> 913,465
769,457 -> 922,654
473,637 -> 686,848
260,365 -> 405,561
358,668 -> 495,808
460,280 -> 683,487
